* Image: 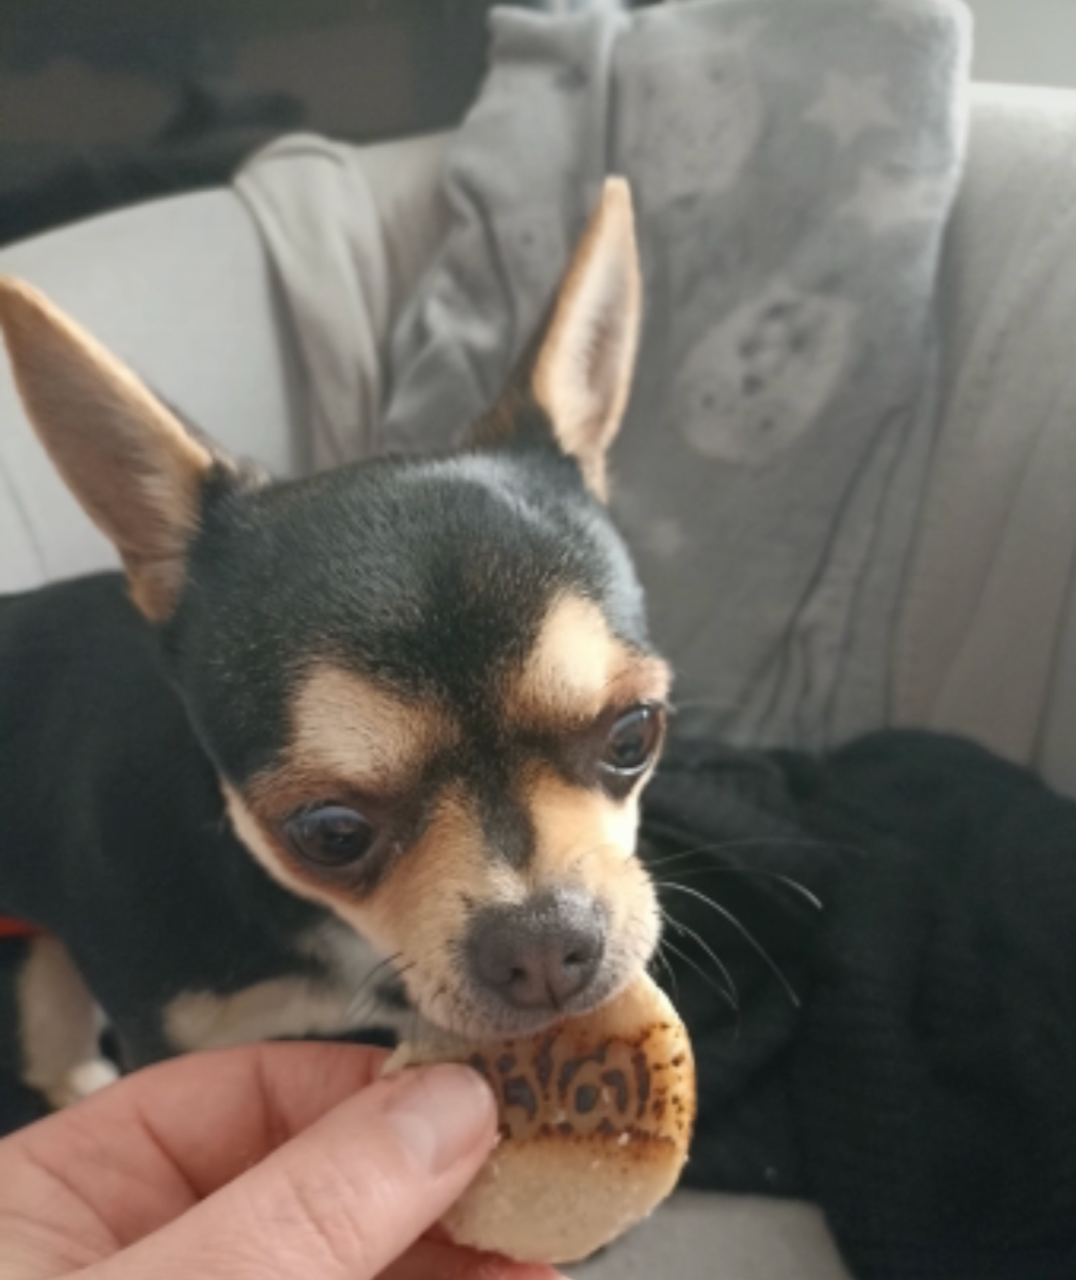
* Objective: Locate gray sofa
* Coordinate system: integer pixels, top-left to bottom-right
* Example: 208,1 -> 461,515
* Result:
3,81 -> 1076,1278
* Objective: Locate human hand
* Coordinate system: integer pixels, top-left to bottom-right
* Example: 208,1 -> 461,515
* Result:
0,1041 -> 564,1280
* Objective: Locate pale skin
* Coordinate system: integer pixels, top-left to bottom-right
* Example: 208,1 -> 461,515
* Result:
0,1042 -> 564,1280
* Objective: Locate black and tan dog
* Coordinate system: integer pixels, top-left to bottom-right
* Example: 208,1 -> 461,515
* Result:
0,180 -> 671,1128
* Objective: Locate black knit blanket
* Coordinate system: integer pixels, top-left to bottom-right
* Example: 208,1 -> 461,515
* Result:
641,729 -> 1076,1280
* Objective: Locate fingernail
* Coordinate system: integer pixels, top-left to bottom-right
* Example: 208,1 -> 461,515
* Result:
386,1064 -> 496,1176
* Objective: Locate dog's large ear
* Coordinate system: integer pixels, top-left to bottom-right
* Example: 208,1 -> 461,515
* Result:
473,178 -> 642,502
0,278 -> 219,622
532,177 -> 641,500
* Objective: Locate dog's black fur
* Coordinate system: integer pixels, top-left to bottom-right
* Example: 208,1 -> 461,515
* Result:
0,572 -> 337,1066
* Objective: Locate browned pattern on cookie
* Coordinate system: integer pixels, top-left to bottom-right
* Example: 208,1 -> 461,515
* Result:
465,1015 -> 692,1158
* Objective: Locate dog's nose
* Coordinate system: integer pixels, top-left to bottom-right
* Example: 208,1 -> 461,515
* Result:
466,890 -> 607,1012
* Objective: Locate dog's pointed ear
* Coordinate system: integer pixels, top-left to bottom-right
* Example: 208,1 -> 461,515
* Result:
468,178 -> 642,501
0,277 -> 220,622
532,177 -> 642,500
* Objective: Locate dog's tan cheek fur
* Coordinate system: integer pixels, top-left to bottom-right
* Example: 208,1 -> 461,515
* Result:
364,791 -> 523,1025
224,785 -> 515,1016
525,773 -> 661,976
525,775 -> 641,875
223,786 -> 394,949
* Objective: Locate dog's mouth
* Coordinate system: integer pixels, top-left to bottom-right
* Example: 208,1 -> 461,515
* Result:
365,879 -> 663,1042
395,985 -> 631,1045
380,950 -> 652,1044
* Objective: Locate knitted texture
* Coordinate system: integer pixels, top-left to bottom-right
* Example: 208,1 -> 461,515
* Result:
643,729 -> 1076,1280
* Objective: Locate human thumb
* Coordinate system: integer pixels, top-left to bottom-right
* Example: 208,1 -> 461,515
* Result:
92,1063 -> 500,1280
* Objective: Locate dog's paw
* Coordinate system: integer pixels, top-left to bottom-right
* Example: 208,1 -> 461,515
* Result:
43,1058 -> 120,1110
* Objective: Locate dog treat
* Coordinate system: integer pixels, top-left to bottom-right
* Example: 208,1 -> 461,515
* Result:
384,975 -> 695,1265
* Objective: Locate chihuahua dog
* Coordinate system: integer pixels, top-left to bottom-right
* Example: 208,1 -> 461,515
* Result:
0,180 -> 669,1126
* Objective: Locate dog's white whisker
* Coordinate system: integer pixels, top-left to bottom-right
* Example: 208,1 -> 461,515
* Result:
660,908 -> 740,1010
658,881 -> 802,1009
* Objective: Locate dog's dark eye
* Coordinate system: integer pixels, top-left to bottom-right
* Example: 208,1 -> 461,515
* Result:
601,705 -> 662,777
285,805 -> 375,867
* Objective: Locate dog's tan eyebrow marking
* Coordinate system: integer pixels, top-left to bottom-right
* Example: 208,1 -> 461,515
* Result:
287,664 -> 451,792
510,594 -> 670,728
